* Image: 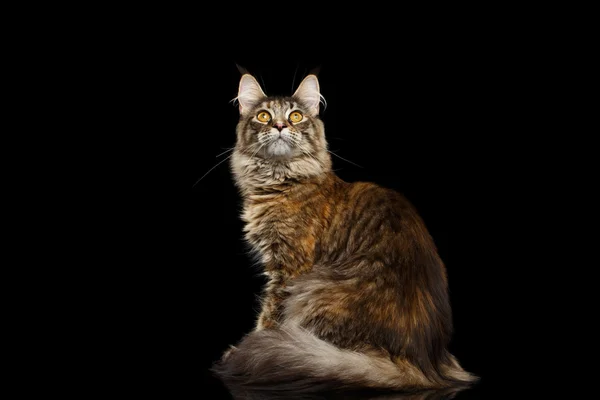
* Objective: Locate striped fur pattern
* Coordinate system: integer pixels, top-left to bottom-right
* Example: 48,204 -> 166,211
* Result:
214,74 -> 477,392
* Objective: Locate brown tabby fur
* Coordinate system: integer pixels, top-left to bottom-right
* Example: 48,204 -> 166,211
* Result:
213,73 -> 477,393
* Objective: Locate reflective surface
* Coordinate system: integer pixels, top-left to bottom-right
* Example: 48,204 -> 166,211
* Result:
225,386 -> 470,400
201,369 -> 487,400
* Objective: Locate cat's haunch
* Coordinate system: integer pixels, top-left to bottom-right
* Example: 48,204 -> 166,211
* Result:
213,73 -> 477,393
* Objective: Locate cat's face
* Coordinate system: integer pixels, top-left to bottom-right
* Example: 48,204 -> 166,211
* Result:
234,74 -> 327,162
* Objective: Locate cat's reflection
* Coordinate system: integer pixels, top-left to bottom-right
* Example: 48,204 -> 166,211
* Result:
227,385 -> 468,400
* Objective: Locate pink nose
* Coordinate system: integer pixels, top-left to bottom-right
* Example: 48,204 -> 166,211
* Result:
274,123 -> 286,131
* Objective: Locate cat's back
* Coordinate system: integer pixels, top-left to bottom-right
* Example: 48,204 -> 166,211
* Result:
316,176 -> 437,269
330,178 -> 426,233
337,179 -> 417,212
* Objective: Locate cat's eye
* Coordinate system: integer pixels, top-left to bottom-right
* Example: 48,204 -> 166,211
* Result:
257,111 -> 271,123
289,112 -> 303,123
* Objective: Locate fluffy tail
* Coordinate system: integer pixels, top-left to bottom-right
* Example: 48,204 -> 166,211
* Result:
213,325 -> 477,393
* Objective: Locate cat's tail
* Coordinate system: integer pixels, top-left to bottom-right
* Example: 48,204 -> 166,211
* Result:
212,324 -> 477,393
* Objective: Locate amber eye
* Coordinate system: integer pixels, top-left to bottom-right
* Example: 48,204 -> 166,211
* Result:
257,111 -> 271,122
289,111 -> 303,123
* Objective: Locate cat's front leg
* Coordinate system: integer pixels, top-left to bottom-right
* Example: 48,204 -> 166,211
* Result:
255,280 -> 287,331
255,300 -> 278,330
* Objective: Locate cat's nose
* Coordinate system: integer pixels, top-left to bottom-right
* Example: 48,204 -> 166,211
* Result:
274,123 -> 286,131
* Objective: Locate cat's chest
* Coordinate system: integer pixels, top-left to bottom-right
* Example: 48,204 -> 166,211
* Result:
242,197 -> 315,271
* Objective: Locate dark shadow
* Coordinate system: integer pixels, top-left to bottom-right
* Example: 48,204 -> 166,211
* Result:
226,385 -> 470,400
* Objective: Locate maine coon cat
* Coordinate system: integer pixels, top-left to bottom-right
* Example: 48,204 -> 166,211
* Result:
213,73 -> 477,392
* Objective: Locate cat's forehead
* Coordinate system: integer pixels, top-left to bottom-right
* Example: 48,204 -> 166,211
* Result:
258,97 -> 298,110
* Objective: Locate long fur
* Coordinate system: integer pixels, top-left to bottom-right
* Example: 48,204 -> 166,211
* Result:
213,322 -> 477,393
213,73 -> 478,394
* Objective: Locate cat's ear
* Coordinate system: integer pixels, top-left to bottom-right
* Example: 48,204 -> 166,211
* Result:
237,74 -> 266,116
293,74 -> 321,116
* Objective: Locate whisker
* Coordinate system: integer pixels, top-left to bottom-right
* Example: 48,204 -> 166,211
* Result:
192,154 -> 234,188
259,75 -> 267,93
286,136 -> 301,145
284,135 -> 323,164
215,147 -> 235,158
250,142 -> 266,159
292,140 -> 321,164
302,149 -> 320,164
327,149 -> 363,168
291,64 -> 299,94
284,135 -> 360,168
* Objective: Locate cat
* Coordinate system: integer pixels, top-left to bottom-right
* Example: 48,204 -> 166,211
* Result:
213,72 -> 477,393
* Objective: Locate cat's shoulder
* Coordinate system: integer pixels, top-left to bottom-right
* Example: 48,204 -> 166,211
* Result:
342,180 -> 415,210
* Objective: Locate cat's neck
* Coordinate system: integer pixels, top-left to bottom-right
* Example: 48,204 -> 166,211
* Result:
231,150 -> 333,197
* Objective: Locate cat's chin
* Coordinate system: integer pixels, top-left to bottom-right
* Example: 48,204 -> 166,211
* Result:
266,139 -> 294,160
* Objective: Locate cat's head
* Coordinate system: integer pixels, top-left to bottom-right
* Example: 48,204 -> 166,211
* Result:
231,74 -> 331,186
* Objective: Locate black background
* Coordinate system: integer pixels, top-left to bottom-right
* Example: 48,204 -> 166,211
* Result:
72,26 -> 557,395
185,52 -> 536,399
30,9 -> 577,398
